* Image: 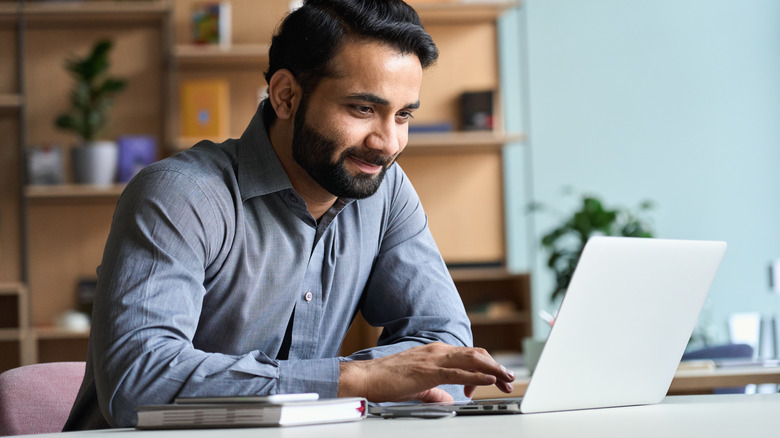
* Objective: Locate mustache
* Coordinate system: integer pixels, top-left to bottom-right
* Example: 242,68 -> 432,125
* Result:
341,146 -> 398,168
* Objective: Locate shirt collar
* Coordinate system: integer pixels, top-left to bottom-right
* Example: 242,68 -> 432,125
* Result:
237,102 -> 295,202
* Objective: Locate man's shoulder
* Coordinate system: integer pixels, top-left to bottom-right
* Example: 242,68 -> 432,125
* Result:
143,140 -> 236,179
127,140 -> 239,202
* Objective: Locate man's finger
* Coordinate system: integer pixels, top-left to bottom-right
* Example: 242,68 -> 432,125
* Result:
436,347 -> 515,383
416,388 -> 454,403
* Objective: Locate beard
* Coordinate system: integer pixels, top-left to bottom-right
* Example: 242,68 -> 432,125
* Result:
292,100 -> 398,199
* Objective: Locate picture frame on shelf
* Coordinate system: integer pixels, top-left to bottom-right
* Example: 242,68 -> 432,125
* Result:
26,145 -> 65,185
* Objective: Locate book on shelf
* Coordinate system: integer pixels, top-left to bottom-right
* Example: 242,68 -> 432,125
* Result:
117,135 -> 157,183
135,397 -> 367,429
179,78 -> 230,139
191,1 -> 232,46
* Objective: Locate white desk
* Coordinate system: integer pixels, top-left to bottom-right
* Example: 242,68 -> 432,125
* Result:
19,393 -> 780,438
474,364 -> 780,398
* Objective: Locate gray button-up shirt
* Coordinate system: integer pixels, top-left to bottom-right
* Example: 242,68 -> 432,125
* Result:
64,106 -> 472,429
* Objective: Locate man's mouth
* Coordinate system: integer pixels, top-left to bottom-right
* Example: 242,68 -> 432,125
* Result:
348,156 -> 384,175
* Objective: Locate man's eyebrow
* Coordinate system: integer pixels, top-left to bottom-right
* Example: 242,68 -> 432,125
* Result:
348,93 -> 420,110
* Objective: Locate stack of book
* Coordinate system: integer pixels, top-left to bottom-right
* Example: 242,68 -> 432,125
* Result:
135,394 -> 367,429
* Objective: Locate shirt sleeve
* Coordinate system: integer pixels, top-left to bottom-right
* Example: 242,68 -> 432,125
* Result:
89,166 -> 338,427
347,165 -> 474,399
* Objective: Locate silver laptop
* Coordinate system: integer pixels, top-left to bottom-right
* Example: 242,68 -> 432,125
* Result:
373,236 -> 727,415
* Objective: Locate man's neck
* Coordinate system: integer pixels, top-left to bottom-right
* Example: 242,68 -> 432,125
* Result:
267,119 -> 337,221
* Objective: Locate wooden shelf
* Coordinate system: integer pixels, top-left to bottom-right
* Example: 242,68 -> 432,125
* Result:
0,283 -> 25,296
174,43 -> 270,65
33,326 -> 89,340
0,328 -> 24,342
0,4 -> 19,18
0,94 -> 23,110
406,131 -> 525,152
21,0 -> 170,23
467,312 -> 528,326
414,0 -> 521,24
25,184 -> 125,200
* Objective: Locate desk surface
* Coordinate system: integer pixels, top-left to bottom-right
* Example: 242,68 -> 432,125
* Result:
474,364 -> 780,399
19,393 -> 780,438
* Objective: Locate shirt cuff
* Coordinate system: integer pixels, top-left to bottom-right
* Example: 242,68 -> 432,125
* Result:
277,357 -> 340,398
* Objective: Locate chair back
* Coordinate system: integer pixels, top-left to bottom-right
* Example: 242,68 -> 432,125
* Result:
0,362 -> 85,436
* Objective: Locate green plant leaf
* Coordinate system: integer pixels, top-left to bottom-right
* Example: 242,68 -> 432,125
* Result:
54,39 -> 126,142
533,191 -> 656,302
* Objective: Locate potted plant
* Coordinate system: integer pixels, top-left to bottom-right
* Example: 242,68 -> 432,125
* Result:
532,191 -> 656,302
55,39 -> 127,185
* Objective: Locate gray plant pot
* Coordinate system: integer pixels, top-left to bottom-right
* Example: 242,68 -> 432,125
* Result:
71,141 -> 118,185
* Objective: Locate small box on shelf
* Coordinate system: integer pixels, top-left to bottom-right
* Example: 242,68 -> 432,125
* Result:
460,90 -> 494,131
25,145 -> 65,185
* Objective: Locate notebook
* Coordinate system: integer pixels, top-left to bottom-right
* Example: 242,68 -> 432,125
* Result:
373,236 -> 727,416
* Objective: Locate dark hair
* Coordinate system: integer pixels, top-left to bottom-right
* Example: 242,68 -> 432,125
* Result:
263,0 -> 438,122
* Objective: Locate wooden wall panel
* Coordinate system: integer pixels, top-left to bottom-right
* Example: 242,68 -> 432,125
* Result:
398,150 -> 505,264
27,199 -> 115,326
416,23 -> 499,128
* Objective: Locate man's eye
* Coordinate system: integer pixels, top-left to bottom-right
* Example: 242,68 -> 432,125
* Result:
396,111 -> 414,121
354,105 -> 373,114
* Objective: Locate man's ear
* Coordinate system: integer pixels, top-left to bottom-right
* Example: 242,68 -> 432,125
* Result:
268,69 -> 301,120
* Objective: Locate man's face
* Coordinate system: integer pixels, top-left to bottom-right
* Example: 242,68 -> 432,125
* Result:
290,39 -> 423,199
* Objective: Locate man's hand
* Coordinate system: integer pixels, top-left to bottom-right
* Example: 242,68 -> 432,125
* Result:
337,343 -> 515,402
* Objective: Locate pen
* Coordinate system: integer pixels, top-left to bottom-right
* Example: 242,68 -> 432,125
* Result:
380,408 -> 456,419
538,310 -> 556,326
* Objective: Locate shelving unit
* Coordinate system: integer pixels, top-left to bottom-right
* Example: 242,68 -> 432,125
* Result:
173,43 -> 270,65
0,0 -> 172,371
0,94 -> 23,110
451,268 -> 531,353
0,1 -> 530,371
0,0 -> 26,374
0,283 -> 31,371
25,184 -> 125,199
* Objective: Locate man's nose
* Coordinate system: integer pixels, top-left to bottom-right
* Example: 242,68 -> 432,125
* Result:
365,118 -> 401,156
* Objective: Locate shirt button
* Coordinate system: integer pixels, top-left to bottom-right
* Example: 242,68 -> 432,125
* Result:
288,194 -> 298,203
304,291 -> 313,302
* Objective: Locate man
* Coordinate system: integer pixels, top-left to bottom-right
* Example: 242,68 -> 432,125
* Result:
64,0 -> 514,429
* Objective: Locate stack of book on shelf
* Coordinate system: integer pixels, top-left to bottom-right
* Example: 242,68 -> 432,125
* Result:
135,393 -> 367,429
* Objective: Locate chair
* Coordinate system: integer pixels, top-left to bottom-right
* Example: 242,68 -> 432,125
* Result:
681,344 -> 754,394
681,343 -> 754,361
0,362 -> 85,436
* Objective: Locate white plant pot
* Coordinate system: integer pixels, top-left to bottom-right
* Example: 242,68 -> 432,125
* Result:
71,141 -> 118,185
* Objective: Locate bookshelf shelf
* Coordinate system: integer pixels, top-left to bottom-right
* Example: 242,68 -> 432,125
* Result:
0,94 -> 23,110
21,0 -> 169,23
414,0 -> 521,23
25,184 -> 125,200
33,326 -> 90,340
0,329 -> 23,342
407,131 -> 525,152
174,43 -> 270,65
0,283 -> 24,296
467,312 -> 529,326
